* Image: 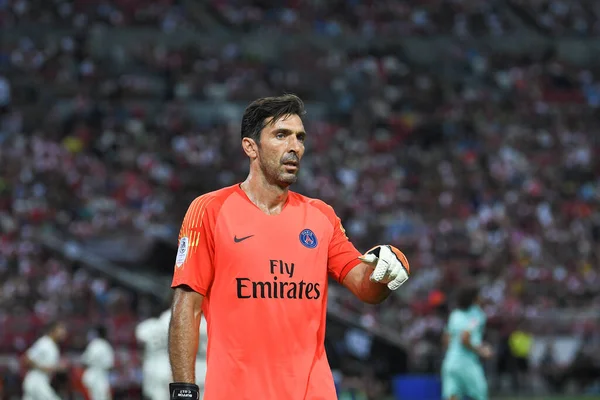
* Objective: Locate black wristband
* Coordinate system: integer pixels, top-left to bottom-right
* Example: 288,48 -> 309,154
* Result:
170,382 -> 200,400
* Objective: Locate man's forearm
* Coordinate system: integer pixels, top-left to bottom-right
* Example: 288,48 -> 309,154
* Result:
461,331 -> 488,357
25,356 -> 55,375
353,263 -> 392,304
169,289 -> 202,383
345,245 -> 409,303
464,340 -> 486,356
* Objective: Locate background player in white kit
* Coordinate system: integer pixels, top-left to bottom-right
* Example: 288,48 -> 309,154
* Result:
22,321 -> 68,400
137,309 -> 207,399
137,309 -> 173,400
81,325 -> 115,400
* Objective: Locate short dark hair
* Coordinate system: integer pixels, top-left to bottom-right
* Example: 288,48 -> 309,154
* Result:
46,319 -> 64,333
241,94 -> 306,142
456,284 -> 480,310
95,325 -> 108,339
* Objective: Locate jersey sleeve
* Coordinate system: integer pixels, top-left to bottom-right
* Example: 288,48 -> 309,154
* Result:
314,202 -> 362,283
82,340 -> 114,369
135,318 -> 157,344
80,341 -> 93,365
445,311 -> 457,333
470,329 -> 483,346
171,194 -> 219,295
26,338 -> 47,365
101,341 -> 115,369
447,311 -> 466,336
470,312 -> 486,346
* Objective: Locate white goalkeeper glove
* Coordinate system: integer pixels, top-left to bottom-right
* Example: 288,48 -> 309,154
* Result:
358,245 -> 410,291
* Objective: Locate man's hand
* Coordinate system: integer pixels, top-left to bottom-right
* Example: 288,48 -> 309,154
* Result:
53,359 -> 70,373
477,343 -> 494,359
359,245 -> 410,290
461,331 -> 494,359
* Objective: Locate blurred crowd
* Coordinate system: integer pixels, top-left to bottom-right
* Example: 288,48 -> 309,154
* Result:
2,0 -> 600,398
0,0 -> 194,30
0,170 -> 159,397
510,0 -> 600,36
0,227 -> 158,396
208,0 -> 600,38
208,0 -> 512,38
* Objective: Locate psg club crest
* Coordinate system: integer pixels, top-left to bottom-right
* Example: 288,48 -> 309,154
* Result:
299,229 -> 318,249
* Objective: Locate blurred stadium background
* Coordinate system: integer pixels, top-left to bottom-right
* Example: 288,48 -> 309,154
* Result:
2,0 -> 600,399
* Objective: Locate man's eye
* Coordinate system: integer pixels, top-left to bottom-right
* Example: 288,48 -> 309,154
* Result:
298,135 -> 306,142
276,133 -> 285,139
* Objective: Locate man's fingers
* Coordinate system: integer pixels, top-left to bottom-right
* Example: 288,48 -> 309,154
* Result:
359,252 -> 387,283
387,276 -> 403,291
387,268 -> 409,290
360,245 -> 409,289
370,245 -> 396,282
358,253 -> 377,265
387,280 -> 400,291
369,257 -> 389,283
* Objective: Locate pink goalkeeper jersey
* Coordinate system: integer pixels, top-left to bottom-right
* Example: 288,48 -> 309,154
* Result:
171,184 -> 362,400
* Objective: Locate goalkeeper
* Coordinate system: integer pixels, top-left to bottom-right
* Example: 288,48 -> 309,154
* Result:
168,94 -> 411,400
441,284 -> 492,400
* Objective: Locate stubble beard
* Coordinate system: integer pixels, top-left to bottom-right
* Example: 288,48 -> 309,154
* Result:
260,159 -> 298,187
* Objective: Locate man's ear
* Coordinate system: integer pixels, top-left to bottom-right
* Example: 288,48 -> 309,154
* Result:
242,137 -> 258,159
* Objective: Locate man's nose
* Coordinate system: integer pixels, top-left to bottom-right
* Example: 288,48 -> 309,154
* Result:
288,136 -> 302,153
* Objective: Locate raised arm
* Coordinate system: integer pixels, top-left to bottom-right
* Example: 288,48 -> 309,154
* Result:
24,354 -> 55,375
317,201 -> 410,304
341,245 -> 410,304
169,285 -> 204,383
461,331 -> 492,359
24,338 -> 62,375
80,340 -> 93,366
341,262 -> 392,304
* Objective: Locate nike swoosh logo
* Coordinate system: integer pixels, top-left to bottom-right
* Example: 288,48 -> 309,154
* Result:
234,235 -> 254,243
